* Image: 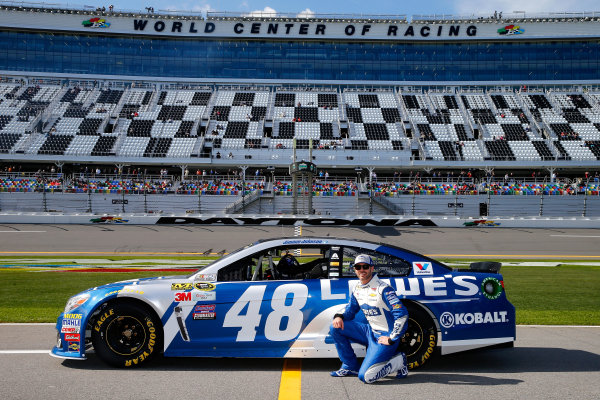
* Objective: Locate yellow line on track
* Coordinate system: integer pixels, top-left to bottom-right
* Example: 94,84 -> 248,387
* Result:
278,359 -> 301,400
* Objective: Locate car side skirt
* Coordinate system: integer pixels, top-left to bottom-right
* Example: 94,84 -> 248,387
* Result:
440,337 -> 515,355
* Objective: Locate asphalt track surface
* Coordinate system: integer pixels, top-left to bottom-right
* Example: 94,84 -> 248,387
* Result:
1,225 -> 599,399
0,224 -> 599,257
0,324 -> 598,400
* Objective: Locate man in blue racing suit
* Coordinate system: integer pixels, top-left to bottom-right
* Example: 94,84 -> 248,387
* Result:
330,254 -> 409,383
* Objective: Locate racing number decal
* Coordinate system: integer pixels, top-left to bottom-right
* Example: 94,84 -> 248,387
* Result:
223,284 -> 308,342
265,284 -> 308,341
223,285 -> 266,341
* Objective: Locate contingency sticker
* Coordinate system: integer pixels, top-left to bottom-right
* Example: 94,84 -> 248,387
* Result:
193,304 -> 216,320
412,261 -> 433,276
61,318 -> 82,333
195,274 -> 217,282
174,291 -> 216,302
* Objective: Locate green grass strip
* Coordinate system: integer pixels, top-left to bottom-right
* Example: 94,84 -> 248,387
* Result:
0,261 -> 598,325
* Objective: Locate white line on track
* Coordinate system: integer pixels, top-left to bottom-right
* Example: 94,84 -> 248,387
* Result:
0,323 -> 55,326
0,231 -> 47,233
0,350 -> 50,354
550,235 -> 600,238
517,325 -> 600,328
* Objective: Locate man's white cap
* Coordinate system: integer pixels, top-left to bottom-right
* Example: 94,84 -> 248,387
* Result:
354,254 -> 373,266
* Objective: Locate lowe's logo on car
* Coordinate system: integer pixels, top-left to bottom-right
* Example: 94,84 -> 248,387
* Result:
439,311 -> 509,328
412,262 -> 433,276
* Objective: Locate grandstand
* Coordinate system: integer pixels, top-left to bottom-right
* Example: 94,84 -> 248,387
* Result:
0,3 -> 599,217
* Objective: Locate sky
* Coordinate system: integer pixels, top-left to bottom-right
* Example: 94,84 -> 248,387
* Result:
62,0 -> 600,17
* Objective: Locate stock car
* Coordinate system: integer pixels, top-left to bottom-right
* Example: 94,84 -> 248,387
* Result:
51,237 -> 516,368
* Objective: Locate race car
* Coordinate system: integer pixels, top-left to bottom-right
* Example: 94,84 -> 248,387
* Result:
51,237 -> 516,368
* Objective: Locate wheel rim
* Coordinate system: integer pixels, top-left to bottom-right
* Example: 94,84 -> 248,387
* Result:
402,317 -> 424,358
104,315 -> 147,356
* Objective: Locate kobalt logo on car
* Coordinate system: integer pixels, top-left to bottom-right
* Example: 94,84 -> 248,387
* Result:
440,311 -> 508,328
440,312 -> 454,328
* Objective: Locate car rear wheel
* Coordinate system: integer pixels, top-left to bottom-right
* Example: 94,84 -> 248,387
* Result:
400,304 -> 437,370
91,302 -> 161,367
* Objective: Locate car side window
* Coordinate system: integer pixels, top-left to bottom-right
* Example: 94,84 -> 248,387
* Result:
217,256 -> 258,281
340,247 -> 411,278
216,246 -> 330,281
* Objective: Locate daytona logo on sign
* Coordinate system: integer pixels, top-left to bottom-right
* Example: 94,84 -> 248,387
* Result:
412,262 -> 433,276
439,311 -> 508,328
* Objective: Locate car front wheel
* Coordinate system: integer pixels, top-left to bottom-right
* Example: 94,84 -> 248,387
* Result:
91,302 -> 161,367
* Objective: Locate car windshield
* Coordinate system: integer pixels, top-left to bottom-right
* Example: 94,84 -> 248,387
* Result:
187,242 -> 255,278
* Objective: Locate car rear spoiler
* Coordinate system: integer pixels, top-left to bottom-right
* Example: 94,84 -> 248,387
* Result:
469,261 -> 502,273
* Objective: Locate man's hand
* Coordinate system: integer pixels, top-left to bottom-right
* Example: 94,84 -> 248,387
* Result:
378,336 -> 393,346
332,316 -> 344,330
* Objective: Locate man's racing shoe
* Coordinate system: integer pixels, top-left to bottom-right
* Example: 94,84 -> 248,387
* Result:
330,368 -> 359,377
395,353 -> 409,379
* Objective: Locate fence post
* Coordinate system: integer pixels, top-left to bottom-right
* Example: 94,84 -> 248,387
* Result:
144,185 -> 148,214
86,175 -> 92,213
39,174 -> 48,212
582,178 -> 589,217
454,189 -> 458,216
486,187 -> 491,217
197,182 -> 201,214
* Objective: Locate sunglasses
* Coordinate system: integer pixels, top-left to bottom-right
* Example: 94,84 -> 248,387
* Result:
354,264 -> 372,270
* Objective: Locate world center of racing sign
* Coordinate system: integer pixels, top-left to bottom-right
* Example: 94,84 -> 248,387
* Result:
1,9 -> 600,41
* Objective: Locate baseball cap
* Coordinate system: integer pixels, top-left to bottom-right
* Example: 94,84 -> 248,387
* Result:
354,254 -> 373,266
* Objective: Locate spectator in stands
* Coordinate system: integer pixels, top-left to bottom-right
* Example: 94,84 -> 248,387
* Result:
228,152 -> 234,159
216,152 -> 221,159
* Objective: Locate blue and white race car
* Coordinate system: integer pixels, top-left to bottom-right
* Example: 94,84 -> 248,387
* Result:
51,237 -> 515,368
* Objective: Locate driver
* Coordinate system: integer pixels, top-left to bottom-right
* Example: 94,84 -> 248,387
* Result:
276,250 -> 302,278
329,254 -> 409,383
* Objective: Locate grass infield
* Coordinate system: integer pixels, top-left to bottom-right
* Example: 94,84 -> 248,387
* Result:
0,258 -> 598,325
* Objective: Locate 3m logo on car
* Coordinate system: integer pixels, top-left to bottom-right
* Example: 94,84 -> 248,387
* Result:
412,262 -> 433,276
439,311 -> 508,328
175,292 -> 216,302
174,292 -> 191,302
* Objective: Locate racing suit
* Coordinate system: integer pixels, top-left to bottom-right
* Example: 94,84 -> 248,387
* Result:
330,274 -> 408,383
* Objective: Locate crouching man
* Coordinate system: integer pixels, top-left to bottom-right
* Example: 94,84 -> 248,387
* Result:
330,254 -> 409,383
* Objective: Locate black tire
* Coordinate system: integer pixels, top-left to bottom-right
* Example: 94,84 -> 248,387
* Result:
399,304 -> 437,370
91,302 -> 161,367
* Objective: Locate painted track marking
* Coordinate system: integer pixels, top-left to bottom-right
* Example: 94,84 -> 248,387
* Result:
0,350 -> 50,354
278,359 -> 301,400
550,235 -> 600,238
0,231 -> 47,233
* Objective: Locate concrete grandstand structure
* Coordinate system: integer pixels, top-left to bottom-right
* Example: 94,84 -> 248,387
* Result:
0,3 -> 598,221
